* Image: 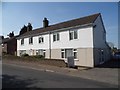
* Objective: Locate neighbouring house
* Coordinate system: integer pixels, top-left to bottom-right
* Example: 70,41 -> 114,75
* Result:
2,23 -> 32,56
2,36 -> 18,55
16,13 -> 111,67
0,36 -> 2,57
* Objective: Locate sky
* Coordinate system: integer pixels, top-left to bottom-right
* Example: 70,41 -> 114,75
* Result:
1,2 -> 118,48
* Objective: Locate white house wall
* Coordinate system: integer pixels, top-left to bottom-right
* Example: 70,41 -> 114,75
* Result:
17,26 -> 93,51
51,27 -> 93,49
17,34 -> 49,50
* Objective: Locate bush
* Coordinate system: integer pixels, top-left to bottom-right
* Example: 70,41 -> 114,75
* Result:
33,55 -> 45,59
21,53 -> 29,57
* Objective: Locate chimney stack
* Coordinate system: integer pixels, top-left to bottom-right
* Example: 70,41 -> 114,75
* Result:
27,23 -> 32,31
43,17 -> 49,28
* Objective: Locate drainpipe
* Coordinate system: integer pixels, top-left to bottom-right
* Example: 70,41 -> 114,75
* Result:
49,31 -> 51,59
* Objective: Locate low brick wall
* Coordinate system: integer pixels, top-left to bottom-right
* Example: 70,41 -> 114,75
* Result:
3,55 -> 67,67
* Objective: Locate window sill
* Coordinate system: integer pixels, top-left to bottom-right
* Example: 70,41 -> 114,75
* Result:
29,43 -> 33,45
69,39 -> 79,41
53,40 -> 60,43
74,59 -> 79,61
61,58 -> 78,61
39,42 -> 44,44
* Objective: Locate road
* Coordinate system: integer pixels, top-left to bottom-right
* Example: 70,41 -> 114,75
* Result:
2,63 -> 118,88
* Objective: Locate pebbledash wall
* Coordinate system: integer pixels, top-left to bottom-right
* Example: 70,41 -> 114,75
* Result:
17,14 -> 111,67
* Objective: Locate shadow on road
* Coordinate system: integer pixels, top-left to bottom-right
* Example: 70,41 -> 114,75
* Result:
2,74 -> 37,88
97,59 -> 120,68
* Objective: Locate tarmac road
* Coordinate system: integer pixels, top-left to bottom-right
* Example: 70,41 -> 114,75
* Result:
2,63 -> 118,88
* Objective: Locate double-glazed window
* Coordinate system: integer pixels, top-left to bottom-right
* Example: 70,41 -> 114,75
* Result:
73,49 -> 77,59
53,33 -> 60,42
36,49 -> 46,57
61,49 -> 65,58
61,49 -> 77,59
69,30 -> 78,40
29,37 -> 33,44
38,36 -> 44,43
21,38 -> 24,45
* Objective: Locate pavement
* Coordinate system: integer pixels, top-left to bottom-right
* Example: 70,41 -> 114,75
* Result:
3,59 -> 119,86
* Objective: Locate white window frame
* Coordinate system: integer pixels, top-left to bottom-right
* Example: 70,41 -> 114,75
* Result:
61,49 -> 78,60
69,30 -> 78,40
73,49 -> 77,60
61,49 -> 65,58
21,38 -> 24,45
36,49 -> 46,57
53,33 -> 60,42
29,37 -> 33,44
38,36 -> 44,44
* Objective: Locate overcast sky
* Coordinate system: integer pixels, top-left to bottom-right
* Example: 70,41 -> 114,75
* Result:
1,2 -> 118,48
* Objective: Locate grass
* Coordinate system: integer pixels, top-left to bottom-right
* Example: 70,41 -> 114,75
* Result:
2,54 -> 67,67
2,54 -> 44,62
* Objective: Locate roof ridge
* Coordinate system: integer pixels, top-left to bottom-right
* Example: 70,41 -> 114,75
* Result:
18,13 -> 100,39
48,13 -> 100,27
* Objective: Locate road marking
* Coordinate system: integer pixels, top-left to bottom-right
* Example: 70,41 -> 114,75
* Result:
3,63 -> 54,73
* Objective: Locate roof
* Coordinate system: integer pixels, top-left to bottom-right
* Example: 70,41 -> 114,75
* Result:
2,35 -> 19,43
18,13 -> 100,39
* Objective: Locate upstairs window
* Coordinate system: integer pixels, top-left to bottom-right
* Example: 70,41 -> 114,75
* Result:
69,30 -> 78,40
29,37 -> 33,44
38,36 -> 44,43
21,38 -> 24,45
53,33 -> 60,42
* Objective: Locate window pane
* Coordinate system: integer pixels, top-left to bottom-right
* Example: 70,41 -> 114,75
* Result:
53,34 -> 56,41
74,52 -> 77,59
39,37 -> 44,43
36,50 -> 39,55
69,32 -> 73,40
39,37 -> 41,43
57,33 -> 59,40
42,37 -> 44,42
29,37 -> 33,44
21,39 -> 24,45
43,52 -> 45,57
31,37 -> 33,43
74,30 -> 78,39
61,52 -> 64,58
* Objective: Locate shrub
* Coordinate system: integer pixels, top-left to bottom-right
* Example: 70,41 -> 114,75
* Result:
34,55 -> 45,59
21,53 -> 29,57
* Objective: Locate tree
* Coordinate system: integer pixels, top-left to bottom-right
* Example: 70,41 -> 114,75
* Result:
7,31 -> 14,38
19,25 -> 27,35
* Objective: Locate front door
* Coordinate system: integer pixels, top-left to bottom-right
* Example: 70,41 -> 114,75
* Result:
65,49 -> 73,58
65,49 -> 74,67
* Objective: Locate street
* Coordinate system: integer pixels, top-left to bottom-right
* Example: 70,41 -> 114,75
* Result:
2,63 -> 118,88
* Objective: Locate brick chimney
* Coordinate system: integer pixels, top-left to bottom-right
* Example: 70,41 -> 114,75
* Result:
43,18 -> 49,28
27,23 -> 32,31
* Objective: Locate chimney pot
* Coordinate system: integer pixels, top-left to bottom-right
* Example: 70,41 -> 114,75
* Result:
43,17 -> 49,28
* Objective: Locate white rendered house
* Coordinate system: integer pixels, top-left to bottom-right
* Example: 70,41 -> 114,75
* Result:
17,13 -> 111,67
